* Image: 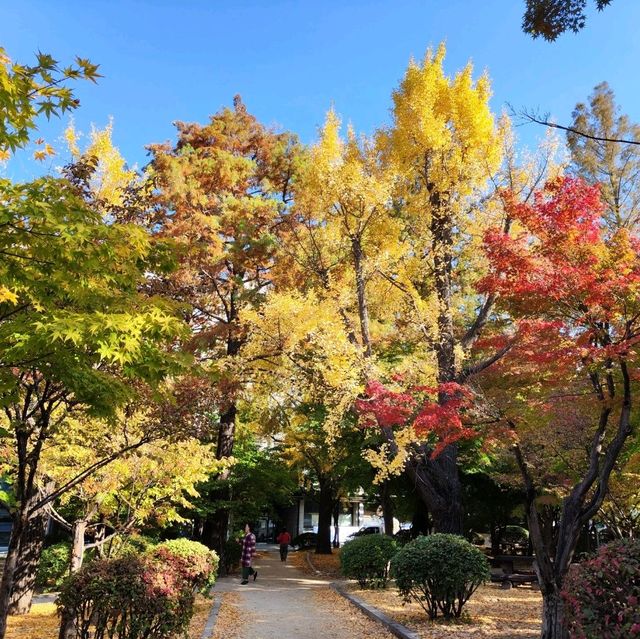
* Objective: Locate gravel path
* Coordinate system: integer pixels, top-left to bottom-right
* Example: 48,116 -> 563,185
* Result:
210,546 -> 394,639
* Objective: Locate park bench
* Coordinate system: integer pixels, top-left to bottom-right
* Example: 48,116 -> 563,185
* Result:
489,554 -> 539,589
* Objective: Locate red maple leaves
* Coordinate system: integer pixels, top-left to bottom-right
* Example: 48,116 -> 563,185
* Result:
357,176 -> 640,459
356,380 -> 475,458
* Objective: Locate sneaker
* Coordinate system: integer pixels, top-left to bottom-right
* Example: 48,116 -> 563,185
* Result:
253,571 -> 258,581
241,580 -> 248,585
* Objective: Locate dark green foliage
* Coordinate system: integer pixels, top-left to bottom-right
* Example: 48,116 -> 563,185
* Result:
502,525 -> 529,552
523,0 -> 613,41
35,542 -> 70,591
340,535 -> 397,589
391,534 -> 490,620
223,538 -> 243,573
562,539 -> 640,638
57,544 -> 218,639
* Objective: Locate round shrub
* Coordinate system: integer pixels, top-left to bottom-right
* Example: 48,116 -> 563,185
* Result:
57,556 -> 194,639
562,539 -> 640,638
391,533 -> 490,620
151,539 -> 219,593
36,542 -> 71,591
340,535 -> 398,589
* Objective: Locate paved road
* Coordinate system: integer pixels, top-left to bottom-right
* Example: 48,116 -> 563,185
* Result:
211,546 -> 393,639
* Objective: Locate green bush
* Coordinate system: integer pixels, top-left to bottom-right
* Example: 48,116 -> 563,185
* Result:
340,535 -> 397,589
391,533 -> 490,620
562,539 -> 640,638
151,539 -> 219,593
36,542 -> 71,591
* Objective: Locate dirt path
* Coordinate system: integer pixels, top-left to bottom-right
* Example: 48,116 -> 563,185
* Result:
209,546 -> 394,639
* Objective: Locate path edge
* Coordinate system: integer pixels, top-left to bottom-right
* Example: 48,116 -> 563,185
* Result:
199,589 -> 222,639
330,582 -> 420,639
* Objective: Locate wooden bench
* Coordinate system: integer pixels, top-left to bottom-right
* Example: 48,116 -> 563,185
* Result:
489,555 -> 539,589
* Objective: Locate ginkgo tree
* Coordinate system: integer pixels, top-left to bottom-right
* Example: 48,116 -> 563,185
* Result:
353,45 -> 506,534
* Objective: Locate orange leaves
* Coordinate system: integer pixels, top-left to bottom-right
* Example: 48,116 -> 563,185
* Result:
32,141 -> 56,161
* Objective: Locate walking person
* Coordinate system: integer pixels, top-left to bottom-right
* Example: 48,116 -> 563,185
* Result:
276,527 -> 291,562
241,523 -> 258,584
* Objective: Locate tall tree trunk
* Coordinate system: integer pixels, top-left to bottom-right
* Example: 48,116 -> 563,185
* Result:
202,501 -> 230,574
381,481 -> 395,535
405,445 -> 464,534
70,520 -> 87,573
0,514 -> 25,639
332,502 -> 340,548
393,194 -> 465,535
315,481 -> 334,555
7,489 -> 51,614
539,587 -> 569,639
58,521 -> 87,639
351,237 -> 372,357
204,399 -> 238,574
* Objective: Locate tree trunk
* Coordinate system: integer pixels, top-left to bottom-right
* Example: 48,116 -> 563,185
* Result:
202,504 -> 230,574
398,198 -> 464,536
406,445 -> 464,535
381,481 -> 395,535
7,496 -> 50,614
0,515 -> 25,639
351,237 -> 372,357
332,502 -> 340,548
204,397 -> 239,574
70,520 -> 87,573
539,585 -> 569,639
216,403 -> 237,460
315,483 -> 334,555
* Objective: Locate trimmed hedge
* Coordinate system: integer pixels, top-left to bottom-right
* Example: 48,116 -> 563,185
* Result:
391,533 -> 490,620
562,539 -> 640,638
340,535 -> 397,589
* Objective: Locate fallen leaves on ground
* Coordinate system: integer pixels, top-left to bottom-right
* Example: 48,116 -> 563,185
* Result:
307,549 -> 342,578
188,593 -> 215,638
347,583 -> 542,639
313,587 -> 395,638
210,592 -> 243,639
6,602 -> 58,639
288,548 -> 342,579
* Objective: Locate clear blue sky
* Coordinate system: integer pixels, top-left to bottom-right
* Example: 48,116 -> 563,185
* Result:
3,0 -> 640,177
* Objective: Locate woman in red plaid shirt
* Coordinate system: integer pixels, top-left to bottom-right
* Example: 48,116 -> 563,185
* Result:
240,523 -> 258,584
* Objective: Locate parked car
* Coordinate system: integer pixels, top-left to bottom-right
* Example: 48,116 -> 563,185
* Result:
348,525 -> 381,539
291,532 -> 317,549
392,528 -> 414,545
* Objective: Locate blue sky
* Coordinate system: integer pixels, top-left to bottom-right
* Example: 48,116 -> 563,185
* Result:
3,1 -> 640,177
